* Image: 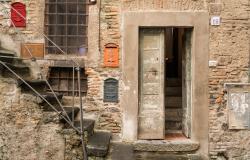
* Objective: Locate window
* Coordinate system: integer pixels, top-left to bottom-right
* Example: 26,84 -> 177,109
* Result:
47,67 -> 88,96
45,0 -> 88,54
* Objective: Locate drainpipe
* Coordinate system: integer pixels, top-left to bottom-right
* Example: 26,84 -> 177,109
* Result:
99,0 -> 102,52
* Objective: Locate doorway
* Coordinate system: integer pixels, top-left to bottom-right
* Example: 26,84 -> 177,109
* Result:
138,27 -> 192,139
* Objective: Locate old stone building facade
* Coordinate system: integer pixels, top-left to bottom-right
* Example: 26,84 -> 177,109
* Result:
0,0 -> 249,160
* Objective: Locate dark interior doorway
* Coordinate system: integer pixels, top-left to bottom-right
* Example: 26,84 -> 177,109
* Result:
165,27 -> 192,138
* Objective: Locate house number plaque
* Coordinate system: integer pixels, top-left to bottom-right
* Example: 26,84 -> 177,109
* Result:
104,78 -> 118,102
104,43 -> 119,67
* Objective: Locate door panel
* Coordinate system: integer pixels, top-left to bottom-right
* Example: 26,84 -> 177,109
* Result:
182,29 -> 192,138
138,28 -> 165,139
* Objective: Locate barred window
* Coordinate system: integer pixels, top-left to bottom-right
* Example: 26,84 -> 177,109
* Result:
47,67 -> 87,96
45,0 -> 88,54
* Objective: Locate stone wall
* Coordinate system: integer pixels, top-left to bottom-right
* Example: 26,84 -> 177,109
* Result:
208,0 -> 250,159
0,0 -> 249,159
0,0 -> 44,55
0,78 -> 65,160
95,0 -> 250,159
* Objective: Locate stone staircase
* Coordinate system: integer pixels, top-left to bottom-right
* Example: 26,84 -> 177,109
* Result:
0,49 -> 112,158
165,78 -> 182,133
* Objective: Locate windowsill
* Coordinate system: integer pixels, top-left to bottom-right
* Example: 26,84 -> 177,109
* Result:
36,55 -> 87,67
133,138 -> 199,152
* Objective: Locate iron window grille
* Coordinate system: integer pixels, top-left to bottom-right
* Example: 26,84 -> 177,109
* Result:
45,0 -> 88,55
47,67 -> 88,96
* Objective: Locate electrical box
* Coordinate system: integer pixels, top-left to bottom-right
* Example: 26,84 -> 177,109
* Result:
104,43 -> 119,67
11,2 -> 26,27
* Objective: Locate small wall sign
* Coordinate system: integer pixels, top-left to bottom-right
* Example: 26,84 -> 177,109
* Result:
104,43 -> 119,67
209,60 -> 218,67
104,78 -> 118,102
11,2 -> 26,27
211,16 -> 221,26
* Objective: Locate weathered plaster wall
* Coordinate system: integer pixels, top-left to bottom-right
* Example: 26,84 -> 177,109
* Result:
0,78 -> 65,160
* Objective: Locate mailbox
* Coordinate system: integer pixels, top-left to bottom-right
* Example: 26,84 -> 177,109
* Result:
11,2 -> 26,27
104,43 -> 119,67
104,78 -> 118,102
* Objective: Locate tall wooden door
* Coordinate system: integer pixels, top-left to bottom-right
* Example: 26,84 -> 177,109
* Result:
182,28 -> 192,138
138,28 -> 165,139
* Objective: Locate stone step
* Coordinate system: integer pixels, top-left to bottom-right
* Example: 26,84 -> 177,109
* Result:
134,139 -> 199,152
87,131 -> 112,157
0,56 -> 15,64
18,79 -> 47,93
59,107 -> 80,123
166,78 -> 182,87
0,49 -> 15,57
39,92 -> 64,109
165,87 -> 182,96
135,152 -> 202,160
0,54 -> 23,64
75,119 -> 95,136
165,108 -> 182,121
165,130 -> 183,134
165,121 -> 182,130
111,142 -> 135,160
165,96 -> 182,108
0,62 -> 30,78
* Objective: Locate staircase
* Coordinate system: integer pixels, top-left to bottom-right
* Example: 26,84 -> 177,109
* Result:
165,78 -> 182,133
0,49 -> 112,158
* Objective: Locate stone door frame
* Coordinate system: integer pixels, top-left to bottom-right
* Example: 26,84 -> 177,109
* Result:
121,11 -> 209,156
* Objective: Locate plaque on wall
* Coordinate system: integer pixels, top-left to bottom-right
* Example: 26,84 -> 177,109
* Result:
21,43 -> 44,58
103,43 -> 119,67
104,78 -> 118,102
225,84 -> 250,129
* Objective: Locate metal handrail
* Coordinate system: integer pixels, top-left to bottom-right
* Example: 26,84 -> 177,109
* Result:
0,60 -> 80,133
1,3 -> 73,123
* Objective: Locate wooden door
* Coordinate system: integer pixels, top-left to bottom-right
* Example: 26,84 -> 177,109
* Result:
138,28 -> 165,139
182,29 -> 192,138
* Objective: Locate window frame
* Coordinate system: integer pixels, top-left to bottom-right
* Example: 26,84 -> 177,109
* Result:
47,67 -> 88,96
44,0 -> 88,55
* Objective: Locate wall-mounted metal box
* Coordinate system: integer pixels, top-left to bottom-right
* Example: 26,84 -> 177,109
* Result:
21,43 -> 44,58
11,2 -> 26,27
104,78 -> 118,102
103,43 -> 119,67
